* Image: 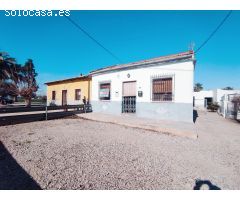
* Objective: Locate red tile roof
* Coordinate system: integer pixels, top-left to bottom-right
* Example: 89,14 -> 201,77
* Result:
45,75 -> 90,85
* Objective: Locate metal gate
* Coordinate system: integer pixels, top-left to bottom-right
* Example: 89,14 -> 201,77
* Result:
122,96 -> 136,113
226,101 -> 239,119
122,81 -> 136,113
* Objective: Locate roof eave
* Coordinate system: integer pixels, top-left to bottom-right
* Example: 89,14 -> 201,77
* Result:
90,56 -> 194,75
45,75 -> 91,85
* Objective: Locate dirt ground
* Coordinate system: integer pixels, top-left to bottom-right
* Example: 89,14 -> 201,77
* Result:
0,111 -> 239,189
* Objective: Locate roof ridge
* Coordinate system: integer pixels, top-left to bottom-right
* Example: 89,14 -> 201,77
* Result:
45,75 -> 90,85
90,50 -> 194,74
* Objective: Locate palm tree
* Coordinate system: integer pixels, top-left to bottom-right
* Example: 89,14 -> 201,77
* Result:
0,52 -> 22,100
1,53 -> 38,106
0,52 -> 11,81
194,83 -> 203,92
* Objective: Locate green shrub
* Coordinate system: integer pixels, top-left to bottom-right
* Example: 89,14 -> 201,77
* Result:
207,102 -> 219,112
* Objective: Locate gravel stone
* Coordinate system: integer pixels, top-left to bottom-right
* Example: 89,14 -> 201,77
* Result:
0,111 -> 240,189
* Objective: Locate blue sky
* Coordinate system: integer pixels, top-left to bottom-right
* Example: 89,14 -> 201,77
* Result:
0,10 -> 240,94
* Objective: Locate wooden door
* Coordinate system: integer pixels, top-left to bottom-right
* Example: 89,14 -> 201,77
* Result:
122,81 -> 136,97
122,81 -> 136,113
62,90 -> 67,106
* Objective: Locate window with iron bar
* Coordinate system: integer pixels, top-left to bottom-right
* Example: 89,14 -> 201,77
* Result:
152,77 -> 173,101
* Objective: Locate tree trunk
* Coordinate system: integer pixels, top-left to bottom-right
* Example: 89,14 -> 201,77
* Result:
25,98 -> 31,107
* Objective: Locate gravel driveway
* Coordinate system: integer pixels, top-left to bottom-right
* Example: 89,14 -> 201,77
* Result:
0,111 -> 240,189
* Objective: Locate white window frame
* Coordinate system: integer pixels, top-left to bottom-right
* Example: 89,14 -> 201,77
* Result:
75,89 -> 81,101
150,74 -> 175,102
98,81 -> 111,101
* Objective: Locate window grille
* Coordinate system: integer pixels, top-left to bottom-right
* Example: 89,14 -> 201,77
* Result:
152,77 -> 173,101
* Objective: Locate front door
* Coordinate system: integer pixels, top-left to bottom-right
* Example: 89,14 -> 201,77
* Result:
122,81 -> 136,113
204,97 -> 213,108
62,90 -> 67,106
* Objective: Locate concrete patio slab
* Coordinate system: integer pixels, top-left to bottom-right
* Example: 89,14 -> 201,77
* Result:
77,113 -> 197,139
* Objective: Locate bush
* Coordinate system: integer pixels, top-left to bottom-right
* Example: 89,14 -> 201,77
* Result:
49,101 -> 57,106
207,102 -> 219,112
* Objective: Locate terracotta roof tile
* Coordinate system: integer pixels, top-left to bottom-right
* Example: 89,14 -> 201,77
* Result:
45,75 -> 90,85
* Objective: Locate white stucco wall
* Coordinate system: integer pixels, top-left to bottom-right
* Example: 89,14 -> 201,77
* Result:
193,90 -> 213,108
215,90 -> 240,118
91,61 -> 194,104
213,89 -> 240,103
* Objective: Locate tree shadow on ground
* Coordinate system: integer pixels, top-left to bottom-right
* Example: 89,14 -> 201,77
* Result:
193,109 -> 199,123
0,141 -> 41,190
193,179 -> 221,190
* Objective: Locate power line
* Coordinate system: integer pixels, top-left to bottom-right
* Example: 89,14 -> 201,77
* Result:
195,10 -> 232,54
64,15 -> 122,63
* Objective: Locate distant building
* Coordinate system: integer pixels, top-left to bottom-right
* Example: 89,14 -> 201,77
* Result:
213,89 -> 240,104
90,51 -> 195,122
217,91 -> 240,119
193,90 -> 213,109
194,89 -> 240,116
45,75 -> 91,106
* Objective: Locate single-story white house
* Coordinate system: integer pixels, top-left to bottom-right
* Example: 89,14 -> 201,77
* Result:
90,51 -> 196,122
194,89 -> 240,107
213,89 -> 240,104
216,90 -> 240,118
194,89 -> 240,116
193,90 -> 213,109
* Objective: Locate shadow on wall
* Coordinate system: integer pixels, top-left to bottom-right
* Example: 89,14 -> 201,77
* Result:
193,109 -> 198,123
0,142 -> 41,190
193,179 -> 221,190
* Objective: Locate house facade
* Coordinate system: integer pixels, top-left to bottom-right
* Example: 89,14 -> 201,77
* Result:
213,89 -> 240,104
90,51 -> 195,122
193,90 -> 213,109
193,89 -> 240,116
215,89 -> 240,119
219,93 -> 240,119
45,75 -> 91,106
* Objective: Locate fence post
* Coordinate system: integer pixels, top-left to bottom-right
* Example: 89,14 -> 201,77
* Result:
45,106 -> 48,120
